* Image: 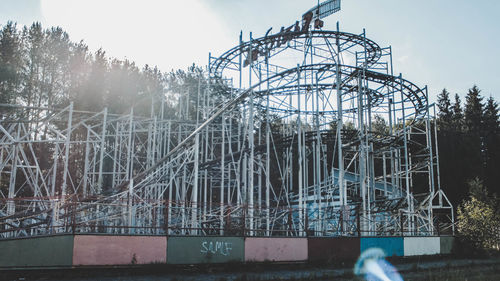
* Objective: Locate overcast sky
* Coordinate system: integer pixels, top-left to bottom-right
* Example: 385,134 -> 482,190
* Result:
1,0 -> 499,102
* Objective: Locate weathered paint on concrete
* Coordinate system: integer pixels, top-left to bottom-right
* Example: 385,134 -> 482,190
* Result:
440,236 -> 455,254
245,237 -> 307,262
167,236 -> 244,264
0,235 -> 73,268
308,237 -> 360,261
404,237 -> 440,256
360,237 -> 404,257
73,235 -> 167,266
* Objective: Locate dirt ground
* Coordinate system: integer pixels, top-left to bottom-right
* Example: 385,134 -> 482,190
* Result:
2,257 -> 500,281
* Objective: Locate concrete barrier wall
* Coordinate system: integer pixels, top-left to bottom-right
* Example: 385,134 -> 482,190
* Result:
0,235 -> 456,268
440,236 -> 455,254
360,237 -> 404,257
245,237 -> 307,262
167,236 -> 244,264
0,235 -> 73,268
404,237 -> 440,256
73,235 -> 167,266
308,237 -> 360,262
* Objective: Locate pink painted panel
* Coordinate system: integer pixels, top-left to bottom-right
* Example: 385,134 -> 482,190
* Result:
245,238 -> 308,262
73,235 -> 167,266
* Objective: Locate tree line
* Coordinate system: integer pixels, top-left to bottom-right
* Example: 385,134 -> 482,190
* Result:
0,21 -> 219,200
436,86 -> 499,206
436,87 -> 500,251
0,21 -> 207,117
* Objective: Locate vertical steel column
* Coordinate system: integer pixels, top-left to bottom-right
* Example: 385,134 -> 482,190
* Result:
315,72 -> 322,234
265,60 -> 271,236
236,31 -> 243,209
192,133 -> 199,235
50,142 -> 59,231
399,74 -> 411,235
220,115 -> 225,235
166,121 -> 172,234
361,29 -> 374,234
425,87 -> 436,234
336,22 -> 346,208
82,127 -> 90,196
7,125 -> 20,217
203,87 -> 209,222
388,99 -> 395,198
257,65 -> 262,232
61,102 -> 73,199
432,105 -> 443,201
97,108 -> 107,194
297,64 -> 304,236
126,108 -> 135,233
227,85 -> 233,207
248,32 -> 255,235
357,74 -> 367,235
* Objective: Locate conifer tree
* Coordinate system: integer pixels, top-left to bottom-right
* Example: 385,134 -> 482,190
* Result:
483,96 -> 500,196
437,88 -> 452,130
483,96 -> 499,135
451,94 -> 463,132
462,86 -> 485,184
0,22 -> 23,105
464,85 -> 484,134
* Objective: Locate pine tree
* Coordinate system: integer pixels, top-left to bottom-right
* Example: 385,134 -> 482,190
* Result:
483,96 -> 500,196
80,48 -> 107,111
43,26 -> 72,107
451,94 -> 463,132
462,86 -> 485,184
437,88 -> 452,130
68,41 -> 91,109
106,58 -> 142,114
483,96 -> 499,135
22,22 -> 46,109
464,85 -> 484,134
0,21 -> 24,105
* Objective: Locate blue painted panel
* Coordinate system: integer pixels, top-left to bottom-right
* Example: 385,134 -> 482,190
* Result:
360,237 -> 404,257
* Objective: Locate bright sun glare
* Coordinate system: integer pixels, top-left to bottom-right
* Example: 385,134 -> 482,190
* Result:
40,0 -> 233,70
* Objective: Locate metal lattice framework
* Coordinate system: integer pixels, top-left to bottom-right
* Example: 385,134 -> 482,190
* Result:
0,3 -> 454,238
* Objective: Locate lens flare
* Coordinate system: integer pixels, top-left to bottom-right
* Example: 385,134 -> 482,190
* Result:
354,248 -> 403,281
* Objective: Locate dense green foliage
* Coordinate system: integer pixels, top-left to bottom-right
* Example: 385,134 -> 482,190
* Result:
457,178 -> 499,250
437,87 -> 500,251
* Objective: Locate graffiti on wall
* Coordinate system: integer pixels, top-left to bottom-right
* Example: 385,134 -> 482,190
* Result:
200,240 -> 233,256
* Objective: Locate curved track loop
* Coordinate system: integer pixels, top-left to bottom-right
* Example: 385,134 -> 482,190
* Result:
210,30 -> 383,78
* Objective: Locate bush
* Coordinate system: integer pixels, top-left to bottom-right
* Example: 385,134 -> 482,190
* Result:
457,178 -> 500,251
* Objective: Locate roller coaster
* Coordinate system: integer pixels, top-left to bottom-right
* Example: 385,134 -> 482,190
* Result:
0,0 -> 454,238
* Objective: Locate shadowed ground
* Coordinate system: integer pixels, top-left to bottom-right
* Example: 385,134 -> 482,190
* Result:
2,257 -> 500,281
